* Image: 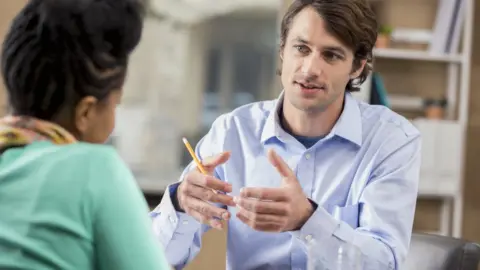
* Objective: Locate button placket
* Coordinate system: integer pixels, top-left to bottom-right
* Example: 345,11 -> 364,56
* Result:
305,234 -> 313,242
298,151 -> 315,196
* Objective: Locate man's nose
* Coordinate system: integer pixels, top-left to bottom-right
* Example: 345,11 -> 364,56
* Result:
301,55 -> 323,77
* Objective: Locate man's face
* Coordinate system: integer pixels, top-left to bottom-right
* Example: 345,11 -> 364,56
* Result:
280,6 -> 364,113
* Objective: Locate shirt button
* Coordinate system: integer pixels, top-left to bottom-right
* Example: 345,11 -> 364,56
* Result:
305,234 -> 313,242
305,153 -> 311,160
169,216 -> 176,224
182,220 -> 189,225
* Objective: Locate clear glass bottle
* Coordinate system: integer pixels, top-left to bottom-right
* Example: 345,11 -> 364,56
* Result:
307,240 -> 362,270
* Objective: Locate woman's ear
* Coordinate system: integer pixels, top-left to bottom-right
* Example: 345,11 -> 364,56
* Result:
74,96 -> 98,136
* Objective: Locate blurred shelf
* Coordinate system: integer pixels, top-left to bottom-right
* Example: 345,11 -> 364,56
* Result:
418,178 -> 460,198
389,95 -> 424,111
418,230 -> 446,236
373,48 -> 463,63
135,170 -> 183,194
137,177 -> 169,194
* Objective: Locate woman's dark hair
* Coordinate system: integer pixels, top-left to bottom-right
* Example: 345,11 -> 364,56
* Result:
1,0 -> 145,120
279,0 -> 378,92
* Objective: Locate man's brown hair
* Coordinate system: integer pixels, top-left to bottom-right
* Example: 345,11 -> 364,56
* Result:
279,0 -> 378,92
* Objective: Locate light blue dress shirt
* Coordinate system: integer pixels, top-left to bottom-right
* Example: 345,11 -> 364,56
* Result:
152,93 -> 421,270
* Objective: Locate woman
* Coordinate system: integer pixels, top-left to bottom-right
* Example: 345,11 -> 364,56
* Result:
0,0 -> 170,269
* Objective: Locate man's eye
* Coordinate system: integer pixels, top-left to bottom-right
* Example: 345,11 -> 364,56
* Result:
294,45 -> 309,54
324,51 -> 341,61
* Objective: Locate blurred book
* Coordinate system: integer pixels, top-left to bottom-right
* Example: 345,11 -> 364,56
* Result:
429,0 -> 465,54
370,73 -> 389,107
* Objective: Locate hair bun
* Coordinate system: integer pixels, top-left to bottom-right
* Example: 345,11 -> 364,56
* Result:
37,0 -> 144,57
40,0 -> 88,12
37,0 -> 89,40
39,0 -> 88,26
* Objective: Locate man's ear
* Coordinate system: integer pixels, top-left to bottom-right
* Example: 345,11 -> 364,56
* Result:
74,96 -> 98,135
276,48 -> 284,76
279,45 -> 285,61
350,59 -> 367,79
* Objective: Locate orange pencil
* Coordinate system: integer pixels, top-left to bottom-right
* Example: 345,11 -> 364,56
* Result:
182,137 -> 208,174
182,137 -> 220,195
183,137 -> 230,225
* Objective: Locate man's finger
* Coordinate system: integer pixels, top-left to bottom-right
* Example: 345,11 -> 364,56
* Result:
188,209 -> 210,224
186,171 -> 232,193
186,197 -> 230,220
236,210 -> 281,232
188,210 -> 224,230
267,149 -> 295,179
212,193 -> 236,206
184,181 -> 234,206
240,187 -> 288,201
236,207 -> 284,223
208,219 -> 224,230
235,197 -> 287,215
201,151 -> 231,171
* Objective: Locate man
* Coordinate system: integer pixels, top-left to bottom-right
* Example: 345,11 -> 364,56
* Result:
152,0 -> 421,269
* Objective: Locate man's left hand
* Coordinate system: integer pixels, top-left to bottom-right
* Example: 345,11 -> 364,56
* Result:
234,149 -> 314,232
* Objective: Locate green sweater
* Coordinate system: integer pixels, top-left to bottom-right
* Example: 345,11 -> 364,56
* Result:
0,141 -> 170,270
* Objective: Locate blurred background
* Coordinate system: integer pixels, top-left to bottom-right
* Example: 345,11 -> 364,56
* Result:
1,0 -> 480,269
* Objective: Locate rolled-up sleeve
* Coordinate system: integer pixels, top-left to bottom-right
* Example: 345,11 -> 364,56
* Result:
151,179 -> 205,268
150,114 -> 230,268
291,133 -> 421,270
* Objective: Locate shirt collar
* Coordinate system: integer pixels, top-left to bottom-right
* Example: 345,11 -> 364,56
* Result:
260,91 -> 286,144
260,92 -> 363,146
331,93 -> 363,146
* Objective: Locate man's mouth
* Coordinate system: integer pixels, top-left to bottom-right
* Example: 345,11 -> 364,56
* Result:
296,81 -> 325,91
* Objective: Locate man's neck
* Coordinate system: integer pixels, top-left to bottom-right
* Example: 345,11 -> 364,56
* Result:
280,95 -> 345,137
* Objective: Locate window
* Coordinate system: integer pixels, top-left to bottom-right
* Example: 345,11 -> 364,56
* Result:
201,44 -> 274,129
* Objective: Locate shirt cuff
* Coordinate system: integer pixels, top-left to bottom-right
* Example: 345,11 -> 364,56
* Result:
151,183 -> 201,245
290,205 -> 341,246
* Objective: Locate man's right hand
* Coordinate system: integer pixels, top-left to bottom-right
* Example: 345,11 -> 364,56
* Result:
176,152 -> 235,230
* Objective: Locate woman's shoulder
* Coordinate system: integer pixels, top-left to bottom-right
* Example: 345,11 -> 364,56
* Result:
25,141 -> 129,177
58,142 -> 121,161
25,142 -> 136,203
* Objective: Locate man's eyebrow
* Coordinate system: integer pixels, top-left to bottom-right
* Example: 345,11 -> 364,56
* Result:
293,37 -> 309,44
324,46 -> 347,56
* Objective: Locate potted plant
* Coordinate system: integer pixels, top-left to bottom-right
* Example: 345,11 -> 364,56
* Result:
423,98 -> 448,119
376,25 -> 393,48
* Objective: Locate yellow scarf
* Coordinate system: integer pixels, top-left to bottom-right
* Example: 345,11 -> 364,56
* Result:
0,116 -> 76,153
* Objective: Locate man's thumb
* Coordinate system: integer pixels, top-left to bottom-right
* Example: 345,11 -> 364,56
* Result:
267,149 -> 294,180
201,151 -> 231,171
